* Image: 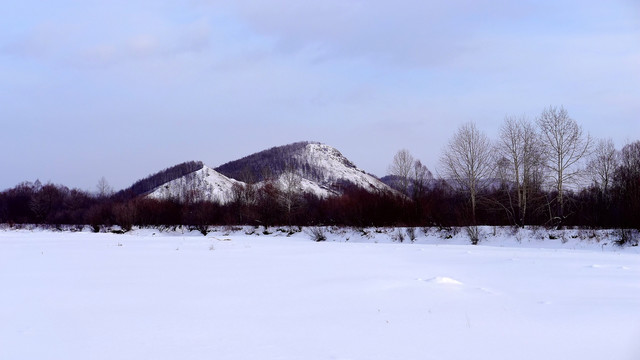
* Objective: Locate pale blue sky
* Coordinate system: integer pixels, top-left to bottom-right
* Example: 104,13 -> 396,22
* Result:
1,0 -> 639,191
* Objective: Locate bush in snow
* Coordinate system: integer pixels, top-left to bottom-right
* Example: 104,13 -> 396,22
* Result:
307,227 -> 327,242
194,225 -> 210,236
465,226 -> 480,245
406,227 -> 417,242
613,229 -> 639,247
392,229 -> 405,243
421,227 -> 432,237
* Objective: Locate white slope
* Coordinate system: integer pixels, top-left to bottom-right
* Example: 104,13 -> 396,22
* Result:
146,165 -> 242,203
145,143 -> 394,202
1,228 -> 638,360
261,173 -> 338,199
294,143 -> 393,194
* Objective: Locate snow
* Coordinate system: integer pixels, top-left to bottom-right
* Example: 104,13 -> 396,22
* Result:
298,143 -> 392,193
1,227 -> 639,360
145,143 -> 393,202
422,276 -> 464,285
147,166 -> 241,203
268,173 -> 339,199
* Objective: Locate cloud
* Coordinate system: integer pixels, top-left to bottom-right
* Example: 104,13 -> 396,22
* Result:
1,8 -> 214,68
202,0 -> 539,67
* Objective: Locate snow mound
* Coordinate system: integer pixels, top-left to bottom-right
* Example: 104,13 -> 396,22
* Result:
420,276 -> 464,285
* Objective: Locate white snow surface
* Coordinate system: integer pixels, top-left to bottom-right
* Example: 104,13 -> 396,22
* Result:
267,173 -> 338,199
147,165 -> 241,203
1,226 -> 639,360
296,143 -> 392,193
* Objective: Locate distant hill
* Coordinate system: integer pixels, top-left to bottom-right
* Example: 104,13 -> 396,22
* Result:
216,141 -> 394,196
119,142 -> 396,203
115,161 -> 204,199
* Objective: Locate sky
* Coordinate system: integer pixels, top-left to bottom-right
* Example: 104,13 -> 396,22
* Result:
1,0 -> 639,192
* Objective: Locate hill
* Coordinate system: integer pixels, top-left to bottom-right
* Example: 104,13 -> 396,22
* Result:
216,141 -> 393,196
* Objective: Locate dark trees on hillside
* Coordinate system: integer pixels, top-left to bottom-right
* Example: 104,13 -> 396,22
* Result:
215,141 -> 354,185
216,142 -> 313,183
115,161 -> 204,199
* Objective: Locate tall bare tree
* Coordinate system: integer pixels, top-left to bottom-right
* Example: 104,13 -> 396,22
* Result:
388,149 -> 415,197
537,106 -> 592,225
96,176 -> 113,199
278,163 -> 303,225
495,115 -> 543,226
440,122 -> 493,226
587,138 -> 617,194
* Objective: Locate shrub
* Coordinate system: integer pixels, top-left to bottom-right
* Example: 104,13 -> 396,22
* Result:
465,226 -> 480,245
614,229 -> 639,247
392,229 -> 405,243
406,227 -> 417,242
195,225 -> 210,236
307,227 -> 327,242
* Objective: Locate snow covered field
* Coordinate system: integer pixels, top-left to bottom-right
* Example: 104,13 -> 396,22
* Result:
1,227 -> 639,360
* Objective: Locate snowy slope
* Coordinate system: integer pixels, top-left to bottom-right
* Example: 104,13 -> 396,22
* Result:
144,142 -> 396,202
261,173 -> 338,199
250,143 -> 392,198
1,228 -> 638,360
215,141 -> 395,197
294,142 -> 393,194
146,165 -> 242,203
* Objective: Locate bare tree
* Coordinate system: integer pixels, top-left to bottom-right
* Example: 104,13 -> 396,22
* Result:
587,138 -> 617,194
388,149 -> 415,196
494,115 -> 543,226
537,106 -> 592,225
231,183 -> 257,206
96,176 -> 113,199
440,122 -> 493,227
617,141 -> 640,180
612,141 -> 640,233
113,202 -> 136,232
278,163 -> 303,225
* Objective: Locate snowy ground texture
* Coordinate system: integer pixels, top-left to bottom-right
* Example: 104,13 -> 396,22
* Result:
1,225 -> 639,360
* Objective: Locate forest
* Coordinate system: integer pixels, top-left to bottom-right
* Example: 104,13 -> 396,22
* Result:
0,107 -> 638,244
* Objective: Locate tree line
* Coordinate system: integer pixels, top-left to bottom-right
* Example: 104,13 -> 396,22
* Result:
391,105 -> 638,242
0,106 -> 638,242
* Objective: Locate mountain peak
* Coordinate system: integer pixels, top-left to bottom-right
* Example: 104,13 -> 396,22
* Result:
216,141 -> 391,195
132,142 -> 394,203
